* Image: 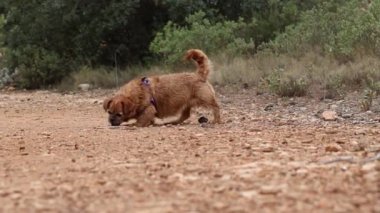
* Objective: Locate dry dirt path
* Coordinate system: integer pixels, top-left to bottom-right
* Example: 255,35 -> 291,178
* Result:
0,88 -> 379,212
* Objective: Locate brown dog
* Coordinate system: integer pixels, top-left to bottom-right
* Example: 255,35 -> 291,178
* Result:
103,49 -> 221,127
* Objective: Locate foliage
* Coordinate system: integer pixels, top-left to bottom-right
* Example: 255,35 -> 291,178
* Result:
14,46 -> 75,89
268,0 -> 380,60
0,14 -> 4,48
262,68 -> 308,97
154,0 -> 321,54
360,77 -> 380,111
323,74 -> 345,99
150,11 -> 255,64
0,0 -> 162,88
360,89 -> 375,111
237,0 -> 321,47
0,0 -> 378,92
0,0 -> 320,88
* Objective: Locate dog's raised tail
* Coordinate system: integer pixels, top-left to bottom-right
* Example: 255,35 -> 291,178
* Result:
185,49 -> 211,81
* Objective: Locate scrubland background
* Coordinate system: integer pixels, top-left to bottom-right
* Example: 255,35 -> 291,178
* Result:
0,0 -> 379,102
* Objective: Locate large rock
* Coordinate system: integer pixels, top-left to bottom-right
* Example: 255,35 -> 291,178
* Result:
78,83 -> 91,91
325,143 -> 342,152
322,110 -> 338,121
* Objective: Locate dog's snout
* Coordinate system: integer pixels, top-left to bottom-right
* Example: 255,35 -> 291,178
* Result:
110,122 -> 120,126
109,116 -> 121,126
109,120 -> 120,126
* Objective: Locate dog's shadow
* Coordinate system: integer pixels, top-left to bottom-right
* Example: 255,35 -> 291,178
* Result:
106,121 -> 214,130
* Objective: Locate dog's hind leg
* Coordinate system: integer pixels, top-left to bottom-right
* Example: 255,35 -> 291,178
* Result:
209,99 -> 221,124
136,105 -> 156,127
194,84 -> 221,124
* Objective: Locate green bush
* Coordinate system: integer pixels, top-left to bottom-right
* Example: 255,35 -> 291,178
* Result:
0,0 -> 145,89
150,11 -> 255,64
267,0 -> 380,60
11,46 -> 74,89
360,77 -> 380,111
262,68 -> 309,97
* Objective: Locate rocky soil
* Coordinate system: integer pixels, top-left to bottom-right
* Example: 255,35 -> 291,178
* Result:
0,88 -> 379,212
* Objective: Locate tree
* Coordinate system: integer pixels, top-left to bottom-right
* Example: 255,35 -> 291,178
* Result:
1,0 -> 326,88
1,0 -> 148,88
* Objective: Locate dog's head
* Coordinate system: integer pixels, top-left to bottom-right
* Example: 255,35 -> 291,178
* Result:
103,95 -> 137,126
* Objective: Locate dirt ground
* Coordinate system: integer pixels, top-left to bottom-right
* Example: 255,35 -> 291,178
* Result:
0,87 -> 379,213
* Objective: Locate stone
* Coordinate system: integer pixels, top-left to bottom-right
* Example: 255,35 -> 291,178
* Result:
264,104 -> 274,111
78,83 -> 91,91
321,110 -> 338,121
259,185 -> 282,195
213,202 -> 227,209
354,129 -> 366,135
366,145 -> 380,153
261,146 -> 275,152
361,163 -> 376,173
330,104 -> 339,110
325,144 -> 341,152
240,190 -> 258,199
335,139 -> 346,144
301,139 -> 313,144
350,140 -> 365,152
342,114 -> 352,119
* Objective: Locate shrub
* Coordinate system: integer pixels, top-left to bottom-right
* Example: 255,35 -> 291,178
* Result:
150,11 -> 255,64
267,0 -> 380,60
262,68 -> 309,97
359,70 -> 380,111
360,89 -> 376,111
0,14 -> 4,50
11,46 -> 75,89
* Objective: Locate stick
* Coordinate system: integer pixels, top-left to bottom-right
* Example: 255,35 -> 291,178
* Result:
321,156 -> 356,164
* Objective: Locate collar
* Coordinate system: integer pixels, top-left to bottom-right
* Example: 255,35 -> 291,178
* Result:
141,77 -> 158,110
141,77 -> 150,86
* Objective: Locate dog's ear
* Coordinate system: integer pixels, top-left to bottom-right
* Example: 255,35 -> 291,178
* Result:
103,98 -> 112,111
121,98 -> 137,117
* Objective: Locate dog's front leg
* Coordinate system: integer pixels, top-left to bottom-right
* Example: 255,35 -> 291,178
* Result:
136,105 -> 157,127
